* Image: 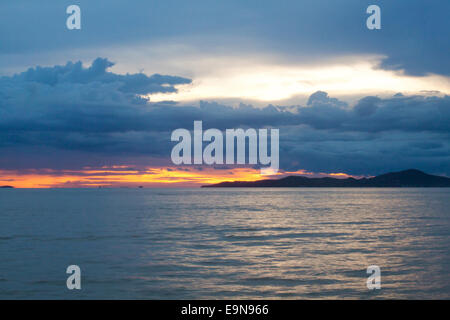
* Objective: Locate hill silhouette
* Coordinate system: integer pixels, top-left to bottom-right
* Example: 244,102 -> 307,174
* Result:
202,169 -> 450,188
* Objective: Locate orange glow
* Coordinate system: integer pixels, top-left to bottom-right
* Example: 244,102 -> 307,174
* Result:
0,166 -> 362,188
0,167 -> 264,188
269,169 -> 365,180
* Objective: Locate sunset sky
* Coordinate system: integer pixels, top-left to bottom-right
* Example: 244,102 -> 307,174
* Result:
1,0 -> 449,187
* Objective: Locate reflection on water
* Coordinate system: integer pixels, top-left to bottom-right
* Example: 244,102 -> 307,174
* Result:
0,188 -> 449,299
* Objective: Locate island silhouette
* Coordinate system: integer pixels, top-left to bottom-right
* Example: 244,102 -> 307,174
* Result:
202,169 -> 450,188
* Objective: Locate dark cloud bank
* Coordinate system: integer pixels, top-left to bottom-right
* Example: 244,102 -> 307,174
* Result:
0,58 -> 449,176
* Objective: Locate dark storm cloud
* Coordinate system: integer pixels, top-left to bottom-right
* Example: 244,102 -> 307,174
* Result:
4,57 -> 191,95
1,0 -> 449,76
297,92 -> 450,134
1,59 -> 450,175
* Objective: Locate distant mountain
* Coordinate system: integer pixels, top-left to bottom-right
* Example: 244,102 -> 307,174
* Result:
0,186 -> 14,188
202,169 -> 450,188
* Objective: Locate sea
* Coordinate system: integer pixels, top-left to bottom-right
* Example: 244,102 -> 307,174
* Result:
0,188 -> 449,299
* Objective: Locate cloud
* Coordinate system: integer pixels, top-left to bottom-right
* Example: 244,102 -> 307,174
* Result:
1,0 -> 449,77
5,57 -> 191,95
0,58 -> 449,176
353,96 -> 380,117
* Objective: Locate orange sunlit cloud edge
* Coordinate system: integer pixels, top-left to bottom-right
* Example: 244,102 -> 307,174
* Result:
0,166 -> 367,188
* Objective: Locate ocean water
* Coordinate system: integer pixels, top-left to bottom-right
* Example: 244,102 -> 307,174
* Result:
0,188 -> 449,299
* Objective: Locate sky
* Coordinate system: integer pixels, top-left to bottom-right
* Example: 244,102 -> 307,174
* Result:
0,0 -> 449,187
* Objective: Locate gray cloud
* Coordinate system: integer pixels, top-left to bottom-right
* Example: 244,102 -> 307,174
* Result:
1,0 -> 448,76
4,57 -> 191,95
1,59 -> 449,176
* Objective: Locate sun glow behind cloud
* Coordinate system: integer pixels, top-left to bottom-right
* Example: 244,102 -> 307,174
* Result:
144,55 -> 450,103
